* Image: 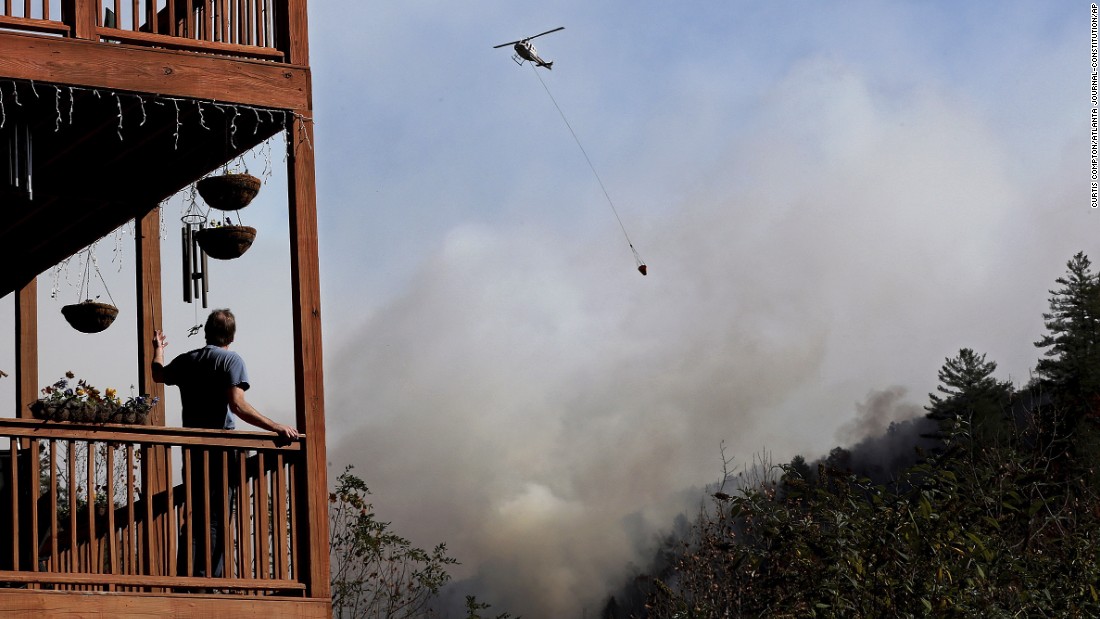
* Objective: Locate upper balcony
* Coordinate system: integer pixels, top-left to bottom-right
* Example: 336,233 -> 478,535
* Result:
1,1 -> 295,60
0,0 -> 313,297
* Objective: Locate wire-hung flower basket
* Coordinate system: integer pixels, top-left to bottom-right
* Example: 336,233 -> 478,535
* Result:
196,173 -> 261,211
60,244 -> 119,333
195,225 -> 257,260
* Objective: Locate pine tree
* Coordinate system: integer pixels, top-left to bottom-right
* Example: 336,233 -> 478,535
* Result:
926,348 -> 1012,440
1034,251 -> 1100,424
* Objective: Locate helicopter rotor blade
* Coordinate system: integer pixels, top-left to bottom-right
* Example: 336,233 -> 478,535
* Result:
493,26 -> 563,48
526,26 -> 564,41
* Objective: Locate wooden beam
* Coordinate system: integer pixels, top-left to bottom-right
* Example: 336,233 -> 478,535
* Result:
0,31 -> 311,111
286,111 -> 329,601
135,207 -> 169,582
14,278 -> 37,420
136,208 -> 165,427
0,589 -> 330,618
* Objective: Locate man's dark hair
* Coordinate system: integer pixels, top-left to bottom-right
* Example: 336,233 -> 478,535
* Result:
205,309 -> 236,346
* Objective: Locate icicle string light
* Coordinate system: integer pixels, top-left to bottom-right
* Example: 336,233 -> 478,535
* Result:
54,86 -> 61,131
3,79 -> 316,159
197,100 -> 209,130
114,92 -> 124,140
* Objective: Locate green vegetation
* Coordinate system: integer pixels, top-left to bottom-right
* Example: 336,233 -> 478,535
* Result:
328,466 -> 518,618
608,251 -> 1100,618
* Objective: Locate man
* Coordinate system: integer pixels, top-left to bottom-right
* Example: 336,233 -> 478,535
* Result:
152,308 -> 298,579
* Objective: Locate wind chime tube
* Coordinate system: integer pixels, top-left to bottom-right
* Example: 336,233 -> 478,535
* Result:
21,123 -> 31,201
200,248 -> 209,308
5,131 -> 13,190
23,123 -> 31,201
9,126 -> 19,192
182,226 -> 192,303
191,230 -> 202,300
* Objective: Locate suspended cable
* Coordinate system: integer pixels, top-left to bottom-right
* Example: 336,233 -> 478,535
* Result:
530,65 -> 647,275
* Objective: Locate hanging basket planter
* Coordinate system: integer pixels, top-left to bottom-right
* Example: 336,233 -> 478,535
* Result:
61,300 -> 119,334
195,225 -> 257,260
196,173 -> 261,211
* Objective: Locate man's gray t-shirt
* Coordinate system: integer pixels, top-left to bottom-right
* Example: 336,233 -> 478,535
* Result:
162,345 -> 248,429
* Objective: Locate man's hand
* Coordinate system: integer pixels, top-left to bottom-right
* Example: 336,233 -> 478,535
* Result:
272,423 -> 301,441
153,330 -> 168,351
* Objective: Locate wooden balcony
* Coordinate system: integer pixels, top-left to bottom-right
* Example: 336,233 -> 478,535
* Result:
0,419 -> 327,616
0,0 -> 329,615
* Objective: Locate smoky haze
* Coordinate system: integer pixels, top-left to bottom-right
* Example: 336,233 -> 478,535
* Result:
324,49 -> 1080,617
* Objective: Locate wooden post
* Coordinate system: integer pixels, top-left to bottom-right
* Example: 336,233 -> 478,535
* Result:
287,110 -> 330,601
61,0 -> 98,39
136,207 -> 165,428
15,278 -> 37,420
135,207 -> 168,579
275,0 -> 310,65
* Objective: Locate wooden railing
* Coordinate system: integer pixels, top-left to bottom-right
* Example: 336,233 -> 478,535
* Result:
0,1 -> 70,35
0,0 -> 288,60
0,419 -> 306,595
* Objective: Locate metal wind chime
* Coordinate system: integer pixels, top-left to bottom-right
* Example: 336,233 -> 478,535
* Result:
181,202 -> 209,307
180,171 -> 262,308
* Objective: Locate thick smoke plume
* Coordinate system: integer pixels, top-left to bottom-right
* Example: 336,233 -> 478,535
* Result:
325,55 -> 1073,617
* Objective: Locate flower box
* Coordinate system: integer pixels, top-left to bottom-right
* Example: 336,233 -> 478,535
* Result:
31,373 -> 156,425
29,399 -> 149,425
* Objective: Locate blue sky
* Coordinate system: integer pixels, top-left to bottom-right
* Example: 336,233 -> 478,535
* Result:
1,1 -> 1090,616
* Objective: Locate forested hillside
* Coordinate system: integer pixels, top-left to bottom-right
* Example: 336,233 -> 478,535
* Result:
602,251 -> 1100,618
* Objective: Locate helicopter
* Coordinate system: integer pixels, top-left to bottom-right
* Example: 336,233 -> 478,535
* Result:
493,27 -> 564,70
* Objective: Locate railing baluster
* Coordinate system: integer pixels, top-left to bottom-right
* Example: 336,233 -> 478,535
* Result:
272,452 -> 286,579
67,441 -> 77,579
220,449 -> 231,579
125,443 -> 135,579
237,448 -> 251,580
287,457 -> 297,579
87,441 -> 97,577
105,443 -> 116,585
28,438 -> 39,586
219,0 -> 227,43
256,452 -> 270,578
9,443 -> 19,571
201,450 -> 212,578
49,440 -> 58,575
164,446 -> 175,580
141,445 -> 154,577
182,447 -> 192,578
